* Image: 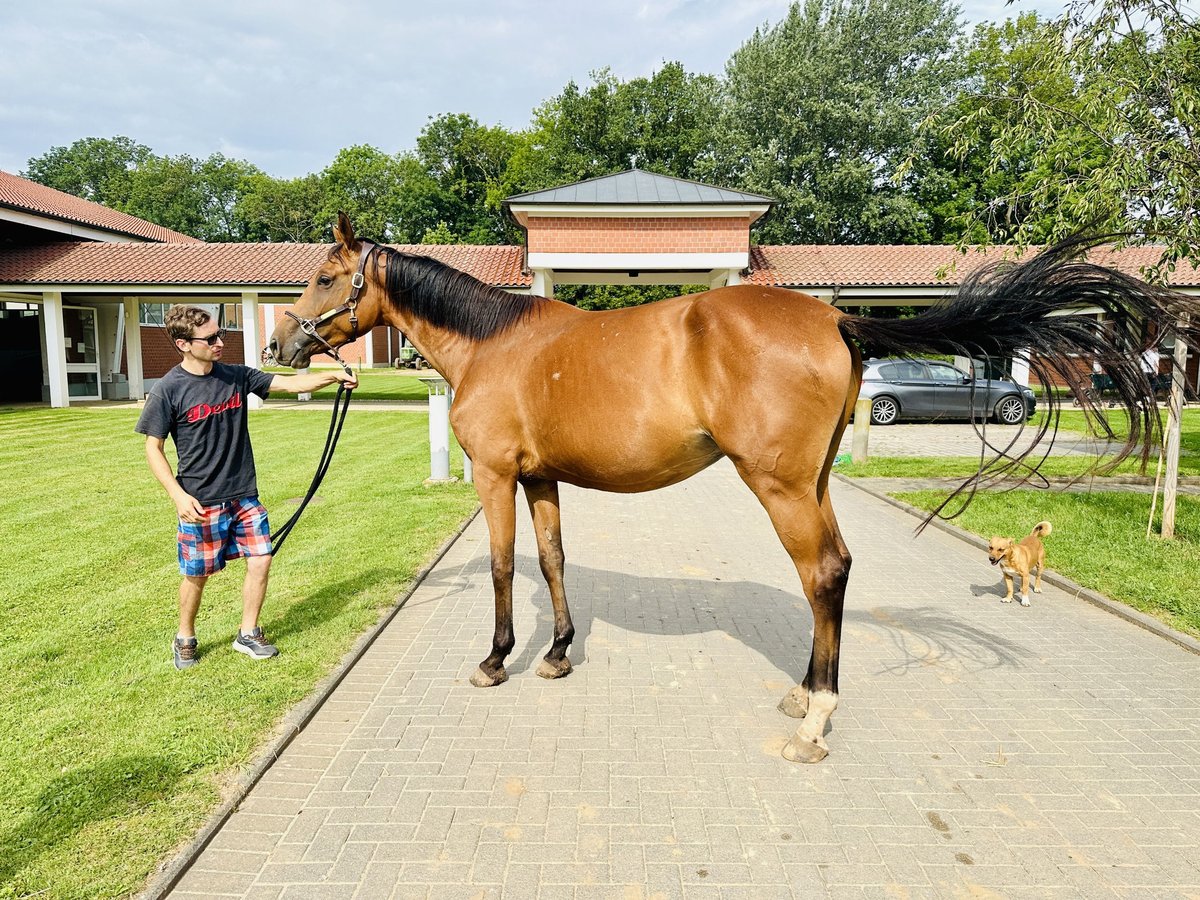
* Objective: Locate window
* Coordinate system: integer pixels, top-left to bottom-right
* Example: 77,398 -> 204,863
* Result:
881,361 -> 927,381
139,303 -> 169,326
926,363 -> 963,382
139,302 -> 243,329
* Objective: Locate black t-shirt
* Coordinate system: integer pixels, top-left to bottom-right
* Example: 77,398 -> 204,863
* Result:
135,363 -> 275,505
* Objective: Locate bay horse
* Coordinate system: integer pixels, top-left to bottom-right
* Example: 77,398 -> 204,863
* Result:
269,213 -> 1195,763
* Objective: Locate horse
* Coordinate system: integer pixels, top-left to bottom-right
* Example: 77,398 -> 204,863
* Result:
269,213 -> 1196,763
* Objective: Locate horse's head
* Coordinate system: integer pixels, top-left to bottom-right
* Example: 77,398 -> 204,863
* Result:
268,212 -> 386,368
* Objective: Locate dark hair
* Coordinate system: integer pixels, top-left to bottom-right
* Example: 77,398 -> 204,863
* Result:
164,305 -> 212,343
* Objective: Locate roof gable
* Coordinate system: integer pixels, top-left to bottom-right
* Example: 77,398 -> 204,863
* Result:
0,170 -> 201,244
506,169 -> 774,206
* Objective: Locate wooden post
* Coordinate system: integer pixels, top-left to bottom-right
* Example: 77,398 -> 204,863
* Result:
852,398 -> 871,464
1161,318 -> 1189,539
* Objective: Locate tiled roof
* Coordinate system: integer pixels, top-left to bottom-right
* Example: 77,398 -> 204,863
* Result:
0,241 -> 532,288
746,244 -> 1200,288
506,169 -> 774,205
0,170 -> 201,243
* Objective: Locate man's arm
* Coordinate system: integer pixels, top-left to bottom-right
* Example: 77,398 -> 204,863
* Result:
270,369 -> 358,394
145,435 -> 206,523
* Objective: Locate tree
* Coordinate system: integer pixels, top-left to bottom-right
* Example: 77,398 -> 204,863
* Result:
237,173 -> 328,242
23,136 -> 152,209
707,0 -> 964,244
935,0 -> 1199,272
521,63 -> 721,189
122,153 -> 261,241
409,113 -> 529,244
317,145 -> 410,241
936,0 -> 1200,538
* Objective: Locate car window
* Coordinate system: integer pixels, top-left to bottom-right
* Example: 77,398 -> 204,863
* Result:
926,363 -> 963,381
881,361 -> 927,381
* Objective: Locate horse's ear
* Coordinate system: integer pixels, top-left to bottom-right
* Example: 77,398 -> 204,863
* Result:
333,212 -> 358,250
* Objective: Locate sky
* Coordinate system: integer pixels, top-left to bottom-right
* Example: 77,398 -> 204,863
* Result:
1,0 -> 1066,181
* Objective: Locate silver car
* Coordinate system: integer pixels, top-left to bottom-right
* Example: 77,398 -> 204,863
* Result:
859,358 -> 1036,425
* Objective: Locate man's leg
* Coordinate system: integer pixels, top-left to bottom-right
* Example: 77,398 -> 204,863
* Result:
179,575 -> 208,638
241,554 -> 272,634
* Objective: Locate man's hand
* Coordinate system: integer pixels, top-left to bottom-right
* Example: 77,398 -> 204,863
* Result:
174,492 -> 206,524
333,369 -> 359,390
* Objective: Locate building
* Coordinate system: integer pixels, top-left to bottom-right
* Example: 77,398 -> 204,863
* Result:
2,168 -> 1197,406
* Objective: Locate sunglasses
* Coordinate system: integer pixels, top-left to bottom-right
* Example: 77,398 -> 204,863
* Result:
189,329 -> 226,346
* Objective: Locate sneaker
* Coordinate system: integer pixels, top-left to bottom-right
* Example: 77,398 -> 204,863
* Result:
233,627 -> 279,660
173,636 -> 198,670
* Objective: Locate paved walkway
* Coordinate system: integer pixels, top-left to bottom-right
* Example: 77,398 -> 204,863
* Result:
835,423 -> 1120,458
170,460 -> 1200,899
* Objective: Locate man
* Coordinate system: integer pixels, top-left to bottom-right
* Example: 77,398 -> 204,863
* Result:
135,304 -> 357,670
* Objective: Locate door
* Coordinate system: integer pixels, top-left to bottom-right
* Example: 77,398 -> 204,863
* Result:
923,361 -> 973,419
63,306 -> 101,400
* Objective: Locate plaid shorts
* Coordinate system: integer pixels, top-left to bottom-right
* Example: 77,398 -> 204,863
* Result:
178,497 -> 272,577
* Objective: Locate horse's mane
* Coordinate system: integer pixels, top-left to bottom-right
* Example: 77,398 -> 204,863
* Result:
374,244 -> 545,341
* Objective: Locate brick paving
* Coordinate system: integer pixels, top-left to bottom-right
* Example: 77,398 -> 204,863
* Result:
172,459 -> 1200,899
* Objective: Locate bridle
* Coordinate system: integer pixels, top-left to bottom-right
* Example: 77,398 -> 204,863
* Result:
273,240 -> 375,376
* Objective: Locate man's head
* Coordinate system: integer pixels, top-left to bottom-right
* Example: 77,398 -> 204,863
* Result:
166,305 -> 224,361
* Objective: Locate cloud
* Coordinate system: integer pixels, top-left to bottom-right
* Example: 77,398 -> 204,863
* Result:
0,0 -> 1063,179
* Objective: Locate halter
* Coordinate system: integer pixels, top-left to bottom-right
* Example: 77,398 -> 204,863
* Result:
280,240 -> 375,376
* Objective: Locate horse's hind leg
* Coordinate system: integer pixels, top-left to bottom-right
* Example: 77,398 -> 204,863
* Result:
470,467 -> 518,688
523,479 -> 574,679
734,466 -> 851,764
778,489 -> 851,721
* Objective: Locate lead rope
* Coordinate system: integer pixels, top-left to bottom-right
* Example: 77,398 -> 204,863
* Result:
269,381 -> 353,555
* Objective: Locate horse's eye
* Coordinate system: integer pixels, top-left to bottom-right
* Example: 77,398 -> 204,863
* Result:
317,275 -> 333,287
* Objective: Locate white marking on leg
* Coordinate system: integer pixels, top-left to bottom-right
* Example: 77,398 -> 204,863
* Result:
796,689 -> 838,745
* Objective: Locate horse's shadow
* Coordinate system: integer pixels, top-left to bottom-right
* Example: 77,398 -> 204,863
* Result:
428,555 -> 1031,685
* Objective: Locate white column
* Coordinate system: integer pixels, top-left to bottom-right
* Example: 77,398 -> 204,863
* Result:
123,297 -> 145,400
241,291 -> 263,409
1010,351 -> 1030,387
363,327 -> 375,368
43,291 -> 69,408
530,268 -> 554,299
422,376 -> 452,482
449,387 -> 473,483
726,268 -> 742,286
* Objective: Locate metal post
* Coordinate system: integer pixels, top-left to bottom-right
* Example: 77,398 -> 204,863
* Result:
852,397 -> 871,463
421,376 -> 454,483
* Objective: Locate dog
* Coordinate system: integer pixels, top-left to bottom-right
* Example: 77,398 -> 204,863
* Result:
986,521 -> 1052,607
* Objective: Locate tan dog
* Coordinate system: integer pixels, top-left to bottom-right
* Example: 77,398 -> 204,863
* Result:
987,521 -> 1052,607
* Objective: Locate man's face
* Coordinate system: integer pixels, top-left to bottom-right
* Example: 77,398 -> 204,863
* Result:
179,324 -> 225,362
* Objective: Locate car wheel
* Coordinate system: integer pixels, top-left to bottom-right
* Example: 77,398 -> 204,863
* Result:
995,395 -> 1027,424
870,396 -> 900,425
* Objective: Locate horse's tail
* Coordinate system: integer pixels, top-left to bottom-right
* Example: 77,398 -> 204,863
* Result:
1031,521 -> 1052,538
836,234 -> 1200,524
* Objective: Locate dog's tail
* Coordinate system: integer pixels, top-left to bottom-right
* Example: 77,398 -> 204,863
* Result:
1030,521 -> 1052,537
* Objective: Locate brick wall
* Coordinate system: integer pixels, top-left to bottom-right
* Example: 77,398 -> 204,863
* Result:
526,216 -> 749,254
140,326 -> 246,378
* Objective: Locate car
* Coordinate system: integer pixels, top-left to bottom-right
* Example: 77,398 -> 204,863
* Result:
858,357 -> 1036,425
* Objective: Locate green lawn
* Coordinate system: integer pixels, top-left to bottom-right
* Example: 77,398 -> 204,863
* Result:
0,407 -> 478,899
894,489 -> 1200,639
264,365 -> 434,402
1032,406 -> 1200,454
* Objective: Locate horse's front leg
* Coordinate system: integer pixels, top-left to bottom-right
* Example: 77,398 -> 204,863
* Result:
470,467 -> 518,688
522,478 -> 574,679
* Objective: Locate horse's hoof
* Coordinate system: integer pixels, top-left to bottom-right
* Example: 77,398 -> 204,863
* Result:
470,666 -> 508,688
536,657 -> 572,679
781,736 -> 829,764
777,687 -> 809,719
